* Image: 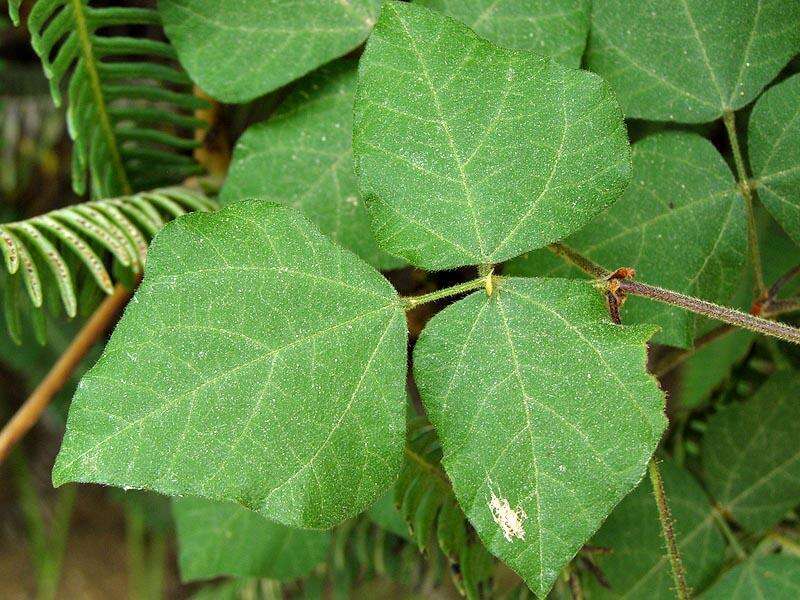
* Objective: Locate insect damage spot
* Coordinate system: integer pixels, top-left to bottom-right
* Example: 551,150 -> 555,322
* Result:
488,485 -> 527,542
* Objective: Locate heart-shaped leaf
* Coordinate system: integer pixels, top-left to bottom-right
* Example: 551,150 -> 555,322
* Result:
748,73 -> 800,246
413,277 -> 666,596
159,0 -> 380,102
221,58 -> 402,270
353,1 -> 631,270
53,201 -> 408,529
587,0 -> 800,123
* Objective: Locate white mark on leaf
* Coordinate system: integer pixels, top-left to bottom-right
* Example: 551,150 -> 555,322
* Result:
488,482 -> 527,542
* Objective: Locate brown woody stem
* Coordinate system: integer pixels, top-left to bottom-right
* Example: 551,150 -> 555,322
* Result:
616,279 -> 800,345
0,283 -> 135,464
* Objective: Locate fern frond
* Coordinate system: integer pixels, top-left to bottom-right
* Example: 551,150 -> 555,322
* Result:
398,415 -> 496,599
9,0 -> 208,197
0,186 -> 216,341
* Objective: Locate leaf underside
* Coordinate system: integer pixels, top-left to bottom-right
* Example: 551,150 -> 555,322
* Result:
172,496 -> 330,582
506,132 -> 747,348
52,201 -> 408,529
587,0 -> 800,123
413,277 -> 666,596
220,57 -> 402,270
353,1 -> 631,270
158,0 -> 380,103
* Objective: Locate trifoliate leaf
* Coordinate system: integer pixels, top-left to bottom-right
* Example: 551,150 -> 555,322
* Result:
415,0 -> 590,67
413,277 -> 666,596
748,74 -> 800,246
353,1 -> 631,270
587,459 -> 725,598
702,370 -> 800,533
587,0 -> 800,123
702,555 -> 800,599
52,201 -> 408,529
221,58 -> 402,270
159,0 -> 380,103
506,132 -> 747,348
173,497 -> 330,581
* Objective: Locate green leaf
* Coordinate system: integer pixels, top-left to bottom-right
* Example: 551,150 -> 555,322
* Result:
221,58 -> 402,270
587,0 -> 800,123
676,329 -> 753,409
587,459 -> 725,598
367,489 -> 411,540
353,1 -> 631,270
702,370 -> 800,533
159,0 -> 380,103
702,555 -> 800,599
506,132 -> 747,348
415,0 -> 590,67
413,277 -> 666,596
52,201 -> 408,529
748,73 -> 800,246
172,497 -> 330,581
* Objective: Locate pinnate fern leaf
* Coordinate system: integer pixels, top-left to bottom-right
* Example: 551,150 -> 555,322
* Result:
397,415 -> 495,599
8,0 -> 208,197
0,186 -> 216,341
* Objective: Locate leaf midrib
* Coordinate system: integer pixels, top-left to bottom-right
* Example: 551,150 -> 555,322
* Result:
70,0 -> 131,194
55,302 -> 397,478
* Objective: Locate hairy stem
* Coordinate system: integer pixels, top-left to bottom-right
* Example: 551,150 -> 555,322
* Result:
401,275 -> 493,310
723,109 -> 765,296
616,280 -> 800,345
648,459 -> 691,600
0,283 -> 135,464
548,242 -> 610,278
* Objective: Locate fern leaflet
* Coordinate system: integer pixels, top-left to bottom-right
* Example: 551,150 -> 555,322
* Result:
0,186 -> 216,342
7,0 -> 208,197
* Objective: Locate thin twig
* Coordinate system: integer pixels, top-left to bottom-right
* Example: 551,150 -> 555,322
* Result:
723,109 -> 766,296
648,459 -> 691,600
711,507 -> 747,561
0,283 -> 135,464
568,566 -> 584,600
762,297 -> 800,319
616,279 -> 800,345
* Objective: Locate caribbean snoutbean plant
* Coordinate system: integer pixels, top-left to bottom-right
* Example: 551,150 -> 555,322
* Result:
4,0 -> 800,598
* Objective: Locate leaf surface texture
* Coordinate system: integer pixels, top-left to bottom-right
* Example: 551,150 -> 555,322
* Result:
353,1 -> 630,270
53,201 -> 408,529
413,277 -> 666,595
